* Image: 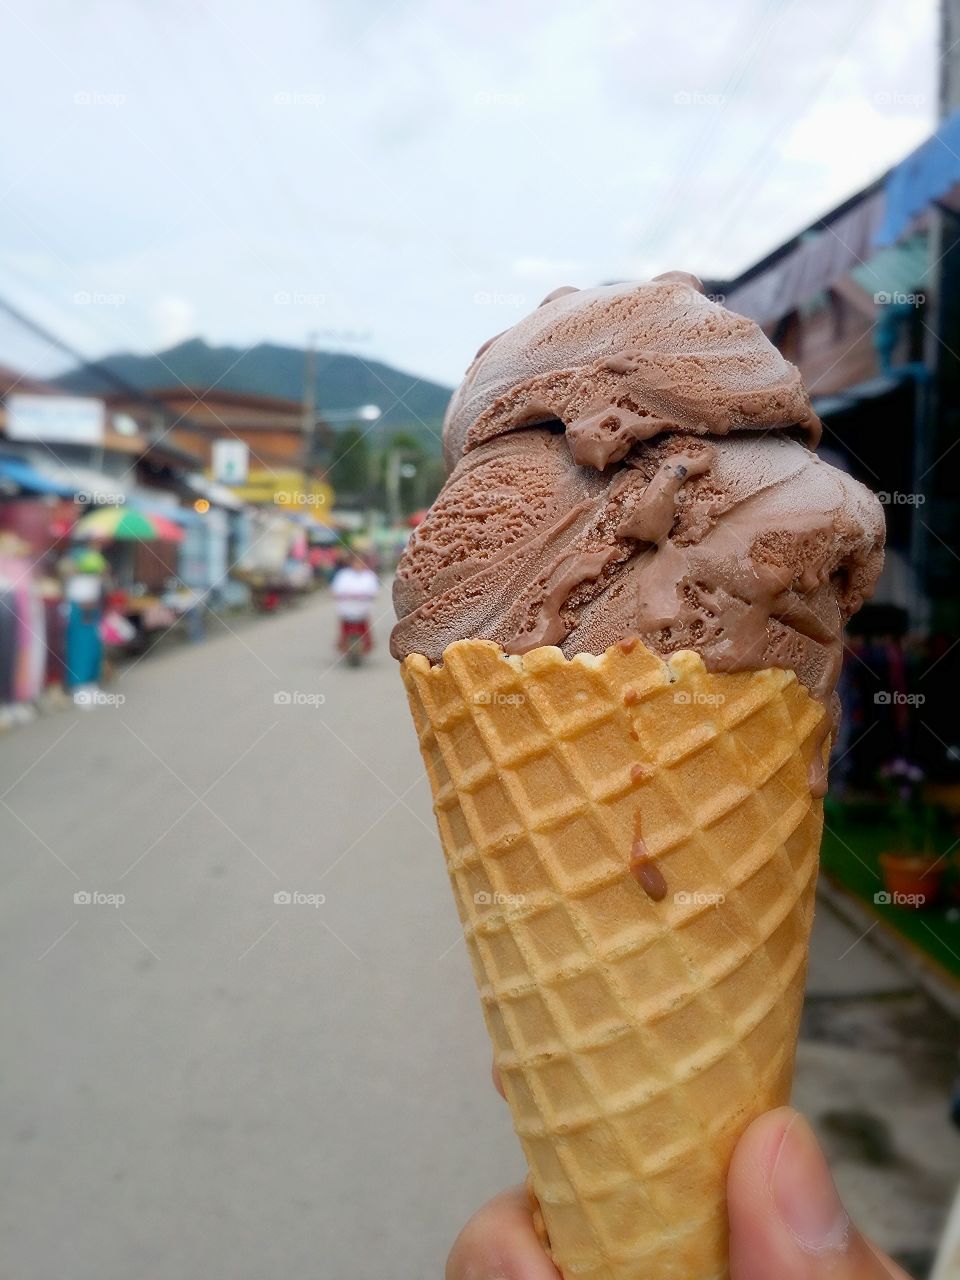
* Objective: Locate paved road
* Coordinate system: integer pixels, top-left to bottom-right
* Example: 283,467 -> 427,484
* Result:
1,591 -> 957,1279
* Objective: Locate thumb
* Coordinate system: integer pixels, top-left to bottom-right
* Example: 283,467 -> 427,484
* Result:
728,1107 -> 911,1280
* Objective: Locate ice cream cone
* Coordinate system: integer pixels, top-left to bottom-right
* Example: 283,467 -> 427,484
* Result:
401,637 -> 828,1280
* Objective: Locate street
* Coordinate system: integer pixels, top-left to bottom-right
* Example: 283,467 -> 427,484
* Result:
1,590 -> 958,1280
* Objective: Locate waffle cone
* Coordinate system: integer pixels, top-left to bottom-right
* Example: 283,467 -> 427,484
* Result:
401,638 -> 827,1280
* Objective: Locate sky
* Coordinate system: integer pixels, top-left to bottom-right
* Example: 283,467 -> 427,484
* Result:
0,0 -> 939,390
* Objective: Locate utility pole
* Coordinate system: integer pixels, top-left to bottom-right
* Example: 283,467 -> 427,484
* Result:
917,0 -> 960,629
941,0 -> 960,116
385,446 -> 402,530
302,330 -> 317,468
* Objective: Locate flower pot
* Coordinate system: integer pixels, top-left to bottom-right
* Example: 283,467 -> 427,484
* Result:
878,852 -> 943,909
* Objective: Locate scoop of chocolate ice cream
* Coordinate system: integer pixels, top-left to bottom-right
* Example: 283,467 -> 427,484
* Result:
392,275 -> 884,708
442,272 -> 822,469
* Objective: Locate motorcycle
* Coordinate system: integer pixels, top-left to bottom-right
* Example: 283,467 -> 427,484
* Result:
339,618 -> 372,667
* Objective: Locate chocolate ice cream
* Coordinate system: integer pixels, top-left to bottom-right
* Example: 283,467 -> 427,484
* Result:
391,274 -> 884,718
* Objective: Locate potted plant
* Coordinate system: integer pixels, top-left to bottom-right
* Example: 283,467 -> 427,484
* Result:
877,759 -> 944,908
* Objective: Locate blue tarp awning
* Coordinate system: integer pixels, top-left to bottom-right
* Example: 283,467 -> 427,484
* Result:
0,456 -> 75,497
131,494 -> 204,527
875,108 -> 960,247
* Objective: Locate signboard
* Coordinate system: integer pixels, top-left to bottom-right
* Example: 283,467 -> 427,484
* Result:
211,439 -> 249,484
6,394 -> 105,446
231,468 -> 334,523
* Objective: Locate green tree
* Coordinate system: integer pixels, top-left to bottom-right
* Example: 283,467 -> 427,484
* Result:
330,426 -> 371,500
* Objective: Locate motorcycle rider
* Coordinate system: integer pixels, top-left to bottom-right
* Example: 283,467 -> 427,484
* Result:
330,553 -> 380,656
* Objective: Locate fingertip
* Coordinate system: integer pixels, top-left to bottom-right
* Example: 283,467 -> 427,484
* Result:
446,1186 -> 560,1280
728,1106 -> 797,1200
728,1107 -> 897,1279
727,1108 -> 799,1280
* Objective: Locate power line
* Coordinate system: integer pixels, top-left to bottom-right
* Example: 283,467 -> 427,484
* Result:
0,290 -> 291,470
634,0 -> 799,254
0,292 -> 156,403
695,0 -> 881,271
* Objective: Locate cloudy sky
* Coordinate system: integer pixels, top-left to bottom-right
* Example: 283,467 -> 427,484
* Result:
0,0 -> 938,388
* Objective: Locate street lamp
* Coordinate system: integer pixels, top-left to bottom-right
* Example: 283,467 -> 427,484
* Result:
322,404 -> 382,425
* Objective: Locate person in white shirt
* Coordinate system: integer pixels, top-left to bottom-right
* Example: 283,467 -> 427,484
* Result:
330,554 -> 380,654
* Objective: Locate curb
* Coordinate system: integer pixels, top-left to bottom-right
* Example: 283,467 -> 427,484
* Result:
817,874 -> 960,1020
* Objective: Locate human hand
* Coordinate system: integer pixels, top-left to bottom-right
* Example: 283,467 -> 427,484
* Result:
447,1099 -> 912,1279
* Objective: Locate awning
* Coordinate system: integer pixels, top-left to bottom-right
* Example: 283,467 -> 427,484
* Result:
187,473 -> 244,511
0,456 -> 75,497
129,489 -> 204,527
26,456 -> 130,503
722,111 -> 960,326
723,189 -> 885,326
875,108 -> 960,247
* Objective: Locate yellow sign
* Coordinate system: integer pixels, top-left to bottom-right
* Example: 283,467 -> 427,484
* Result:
222,469 -> 335,523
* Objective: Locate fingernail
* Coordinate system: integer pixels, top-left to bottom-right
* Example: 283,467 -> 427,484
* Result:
771,1113 -> 850,1255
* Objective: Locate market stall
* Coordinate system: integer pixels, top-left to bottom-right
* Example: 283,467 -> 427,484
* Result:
72,506 -> 186,652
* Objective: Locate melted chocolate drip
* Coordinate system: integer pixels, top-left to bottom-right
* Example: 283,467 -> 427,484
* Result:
504,546 -> 618,653
566,405 -> 679,470
616,450 -> 714,544
630,838 -> 668,901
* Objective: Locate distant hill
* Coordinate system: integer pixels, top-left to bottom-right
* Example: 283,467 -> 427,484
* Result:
54,338 -> 452,455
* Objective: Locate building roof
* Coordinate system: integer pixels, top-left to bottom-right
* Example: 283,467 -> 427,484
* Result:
723,187 -> 885,326
133,386 -> 307,416
722,108 -> 960,329
140,437 -> 206,468
0,363 -> 64,398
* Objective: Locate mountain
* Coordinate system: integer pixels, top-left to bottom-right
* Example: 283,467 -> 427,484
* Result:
54,338 -> 453,454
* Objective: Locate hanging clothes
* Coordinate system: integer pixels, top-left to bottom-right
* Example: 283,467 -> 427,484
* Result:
0,578 -> 16,704
63,569 -> 103,689
0,549 -> 47,706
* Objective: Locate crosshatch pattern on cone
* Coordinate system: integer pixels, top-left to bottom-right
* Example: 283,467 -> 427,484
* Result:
402,639 -> 827,1280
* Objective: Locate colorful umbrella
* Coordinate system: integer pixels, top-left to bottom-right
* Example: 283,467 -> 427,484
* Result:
73,507 -> 185,543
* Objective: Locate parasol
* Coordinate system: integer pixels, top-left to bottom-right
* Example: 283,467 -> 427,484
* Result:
74,507 -> 185,543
